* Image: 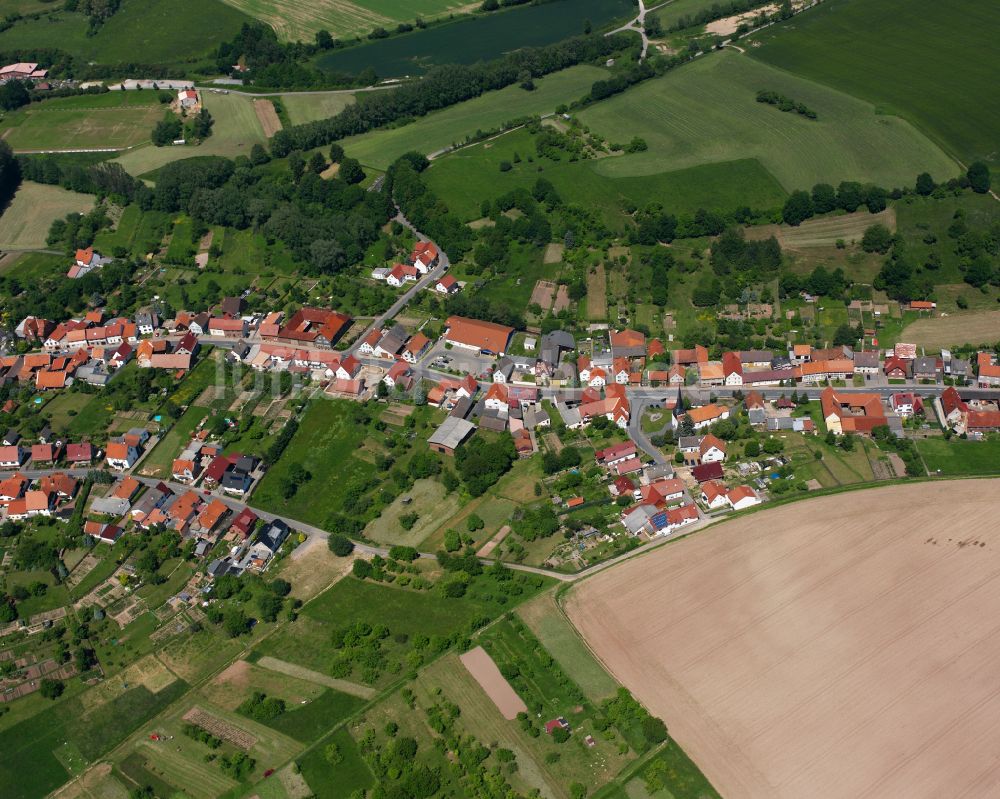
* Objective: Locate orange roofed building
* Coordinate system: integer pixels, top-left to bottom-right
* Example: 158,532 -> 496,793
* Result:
443,316 -> 514,356
266,307 -> 352,349
821,387 -> 887,435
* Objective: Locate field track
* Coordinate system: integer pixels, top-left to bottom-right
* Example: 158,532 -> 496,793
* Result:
567,480 -> 1000,799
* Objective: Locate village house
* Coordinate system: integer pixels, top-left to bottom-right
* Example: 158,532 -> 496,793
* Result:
0,445 -> 25,468
208,317 -> 248,338
409,241 -> 439,272
595,441 -> 638,469
727,485 -> 761,511
106,441 -> 139,470
386,263 -> 419,288
722,352 -> 743,386
67,247 -> 111,279
686,404 -> 730,431
821,387 -> 889,436
435,275 -> 460,294
701,480 -> 730,510
383,360 -> 413,391
977,353 -> 1000,388
402,332 -> 431,363
699,434 -> 727,464
265,307 -> 352,349
890,392 -> 924,418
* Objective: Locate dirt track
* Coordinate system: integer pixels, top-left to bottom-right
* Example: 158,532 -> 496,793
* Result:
566,480 -> 1000,799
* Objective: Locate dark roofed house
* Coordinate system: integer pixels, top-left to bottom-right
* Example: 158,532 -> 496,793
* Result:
230,507 -> 258,539
220,296 -> 246,318
691,462 -> 724,483
3,429 -> 20,446
258,519 -> 290,553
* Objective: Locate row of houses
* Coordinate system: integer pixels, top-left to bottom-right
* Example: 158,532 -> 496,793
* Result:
0,472 -> 78,521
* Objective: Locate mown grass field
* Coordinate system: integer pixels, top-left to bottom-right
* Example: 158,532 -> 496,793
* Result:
253,399 -> 376,529
114,93 -> 266,177
578,50 -> 959,192
425,126 -> 787,225
899,310 -> 1000,351
0,91 -> 164,151
748,0 -> 1000,166
341,64 -> 607,169
517,591 -> 620,702
0,0 -> 252,66
282,91 -> 355,125
917,440 -> 1000,476
0,182 -> 94,250
219,0 -> 475,41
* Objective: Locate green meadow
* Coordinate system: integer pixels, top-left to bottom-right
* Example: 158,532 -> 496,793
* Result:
577,49 -> 959,193
748,0 -> 1000,165
424,126 -> 787,225
342,65 -> 607,170
0,0 -> 251,66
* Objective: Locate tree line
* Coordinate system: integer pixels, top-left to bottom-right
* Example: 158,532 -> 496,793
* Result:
268,33 -> 630,157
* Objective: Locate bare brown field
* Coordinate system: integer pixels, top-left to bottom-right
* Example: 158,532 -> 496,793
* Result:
530,279 -> 556,311
460,646 -> 526,719
899,308 -> 1000,350
586,265 -> 607,320
253,99 -> 282,138
566,480 -> 1000,799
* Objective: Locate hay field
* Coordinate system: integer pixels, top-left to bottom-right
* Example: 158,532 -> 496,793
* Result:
567,480 -> 1000,799
218,0 -> 475,41
282,91 -> 355,125
0,183 -> 95,249
114,93 -> 265,177
748,0 -> 1000,165
745,208 -> 895,249
0,94 -> 163,151
579,50 -> 959,191
899,309 -> 1000,350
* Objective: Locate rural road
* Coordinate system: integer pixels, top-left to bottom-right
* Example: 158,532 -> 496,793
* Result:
607,0 -> 651,60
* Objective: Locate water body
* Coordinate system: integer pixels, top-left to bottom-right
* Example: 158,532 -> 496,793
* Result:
316,0 -> 635,78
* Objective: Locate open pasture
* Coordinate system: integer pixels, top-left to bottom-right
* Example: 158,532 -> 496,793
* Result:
0,92 -> 163,151
0,182 -> 94,250
0,0 -> 252,67
114,92 -> 266,177
578,50 -> 959,192
748,0 -> 1000,166
426,123 -> 788,224
363,477 -> 461,547
219,0 -> 475,41
342,65 -> 606,170
282,91 -> 355,125
568,480 -> 1000,799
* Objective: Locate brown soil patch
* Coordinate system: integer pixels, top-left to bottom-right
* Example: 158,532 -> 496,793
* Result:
253,99 -> 282,138
476,524 -> 511,558
459,645 -> 527,720
278,533 -> 356,601
586,266 -> 607,320
320,162 -> 340,180
706,3 -> 778,35
214,659 -> 253,691
543,242 -> 564,264
567,480 -> 1000,799
530,279 -> 556,311
552,284 -> 570,313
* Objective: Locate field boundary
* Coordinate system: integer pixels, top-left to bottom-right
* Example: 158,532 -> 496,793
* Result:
255,656 -> 376,698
